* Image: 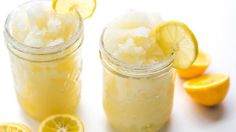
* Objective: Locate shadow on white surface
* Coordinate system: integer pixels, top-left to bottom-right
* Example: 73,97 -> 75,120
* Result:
103,121 -> 117,132
158,119 -> 171,132
192,103 -> 225,122
158,104 -> 225,132
18,109 -> 38,131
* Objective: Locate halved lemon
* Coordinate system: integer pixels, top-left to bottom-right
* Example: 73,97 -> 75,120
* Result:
52,0 -> 96,19
39,114 -> 84,132
156,21 -> 198,69
0,123 -> 31,132
177,50 -> 210,78
184,73 -> 230,106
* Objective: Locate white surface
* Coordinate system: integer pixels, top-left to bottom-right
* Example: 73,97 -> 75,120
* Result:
0,0 -> 236,132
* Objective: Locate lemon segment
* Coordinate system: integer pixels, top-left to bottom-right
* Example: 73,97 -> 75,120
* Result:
0,123 -> 31,132
52,0 -> 96,19
184,74 -> 230,106
156,21 -> 198,69
177,50 -> 210,78
39,114 -> 84,132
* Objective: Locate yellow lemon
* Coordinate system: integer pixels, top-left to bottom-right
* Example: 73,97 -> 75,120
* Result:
156,21 -> 198,69
52,0 -> 96,19
0,123 -> 31,132
184,73 -> 230,106
39,114 -> 84,132
177,50 -> 210,78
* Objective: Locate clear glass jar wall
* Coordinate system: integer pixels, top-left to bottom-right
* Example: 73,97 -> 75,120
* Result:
4,0 -> 84,120
100,29 -> 175,132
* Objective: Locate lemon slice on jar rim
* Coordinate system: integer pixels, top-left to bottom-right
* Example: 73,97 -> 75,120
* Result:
156,21 -> 198,69
177,50 -> 211,78
52,0 -> 96,19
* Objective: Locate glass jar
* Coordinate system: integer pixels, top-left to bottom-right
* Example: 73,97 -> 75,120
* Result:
4,0 -> 83,120
100,29 -> 176,132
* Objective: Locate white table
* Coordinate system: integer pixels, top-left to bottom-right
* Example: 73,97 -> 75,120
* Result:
0,0 -> 236,131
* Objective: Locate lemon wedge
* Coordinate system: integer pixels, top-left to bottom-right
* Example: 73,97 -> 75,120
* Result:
184,73 -> 230,106
177,50 -> 210,78
39,114 -> 84,132
52,0 -> 96,19
0,123 -> 31,132
156,21 -> 198,69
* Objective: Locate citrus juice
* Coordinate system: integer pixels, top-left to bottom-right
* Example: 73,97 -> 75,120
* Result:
101,10 -> 198,131
100,11 -> 175,132
4,0 -> 83,120
102,68 -> 175,132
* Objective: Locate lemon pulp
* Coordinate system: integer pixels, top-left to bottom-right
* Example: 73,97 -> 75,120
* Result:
184,74 -> 229,106
177,50 -> 210,78
39,114 -> 84,132
0,123 -> 31,132
52,0 -> 96,19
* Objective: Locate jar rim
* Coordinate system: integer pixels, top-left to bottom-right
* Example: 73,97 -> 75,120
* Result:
99,27 -> 174,77
4,0 -> 84,55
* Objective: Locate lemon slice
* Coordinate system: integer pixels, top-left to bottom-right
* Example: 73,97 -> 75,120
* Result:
156,21 -> 198,69
0,123 -> 31,132
184,73 -> 230,106
52,0 -> 96,19
39,114 -> 84,132
177,50 -> 211,78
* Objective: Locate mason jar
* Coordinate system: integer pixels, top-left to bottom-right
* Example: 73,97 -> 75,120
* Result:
100,29 -> 176,132
4,0 -> 83,120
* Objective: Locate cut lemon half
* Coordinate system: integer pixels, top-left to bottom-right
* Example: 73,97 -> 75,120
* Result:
0,123 -> 31,132
184,73 -> 230,106
52,0 -> 96,19
156,21 -> 198,69
39,114 -> 84,132
177,50 -> 210,78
